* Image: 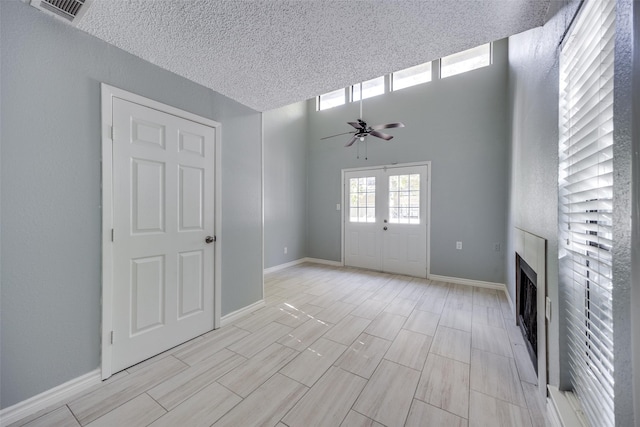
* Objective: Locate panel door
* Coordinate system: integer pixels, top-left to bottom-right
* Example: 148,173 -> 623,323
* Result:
344,170 -> 383,270
344,164 -> 428,278
381,165 -> 428,277
111,97 -> 215,372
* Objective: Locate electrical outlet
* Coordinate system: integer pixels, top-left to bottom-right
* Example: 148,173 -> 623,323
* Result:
456,241 -> 462,250
494,243 -> 501,252
336,203 -> 341,211
284,246 -> 288,254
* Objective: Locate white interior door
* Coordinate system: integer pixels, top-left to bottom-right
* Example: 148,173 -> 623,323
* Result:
111,97 -> 216,373
344,164 -> 428,278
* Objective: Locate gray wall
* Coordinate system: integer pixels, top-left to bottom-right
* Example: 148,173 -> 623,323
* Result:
263,102 -> 308,268
611,0 -> 635,424
507,0 -> 580,392
306,39 -> 510,284
633,1 -> 640,421
509,0 -> 637,424
0,1 -> 262,409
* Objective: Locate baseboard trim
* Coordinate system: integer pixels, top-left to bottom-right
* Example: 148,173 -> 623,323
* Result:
547,396 -> 562,427
264,257 -> 343,274
220,299 -> 265,327
428,274 -> 506,292
504,285 -> 515,315
303,257 -> 343,267
263,258 -> 308,274
547,385 -> 588,427
0,369 -> 101,427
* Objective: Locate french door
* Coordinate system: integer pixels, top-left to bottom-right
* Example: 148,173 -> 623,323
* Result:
344,164 -> 429,278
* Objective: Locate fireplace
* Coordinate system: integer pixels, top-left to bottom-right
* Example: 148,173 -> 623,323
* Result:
516,253 -> 538,374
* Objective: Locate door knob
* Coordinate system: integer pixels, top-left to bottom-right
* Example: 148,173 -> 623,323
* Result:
205,236 -> 215,244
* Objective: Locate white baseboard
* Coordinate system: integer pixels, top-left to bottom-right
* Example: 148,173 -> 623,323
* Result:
547,385 -> 588,427
304,257 -> 343,267
220,299 -> 265,327
504,285 -> 515,315
547,396 -> 562,427
263,257 -> 343,274
428,274 -> 506,292
0,369 -> 101,427
263,258 -> 308,274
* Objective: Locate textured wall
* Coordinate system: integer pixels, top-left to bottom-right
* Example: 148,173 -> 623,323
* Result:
611,0 -> 635,424
306,39 -> 510,284
633,1 -> 640,422
263,102 -> 308,268
507,0 -> 580,391
0,1 -> 262,408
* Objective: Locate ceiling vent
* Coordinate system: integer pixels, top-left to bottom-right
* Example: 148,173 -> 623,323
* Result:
30,0 -> 92,24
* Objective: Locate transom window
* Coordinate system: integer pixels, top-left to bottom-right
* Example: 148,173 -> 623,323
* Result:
388,174 -> 420,224
352,76 -> 385,101
318,88 -> 345,111
317,42 -> 493,112
441,43 -> 491,78
349,177 -> 376,223
392,62 -> 432,91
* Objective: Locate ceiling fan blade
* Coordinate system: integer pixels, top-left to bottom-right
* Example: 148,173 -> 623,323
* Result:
370,122 -> 405,130
345,135 -> 358,147
369,130 -> 394,141
321,130 -> 356,140
348,121 -> 364,130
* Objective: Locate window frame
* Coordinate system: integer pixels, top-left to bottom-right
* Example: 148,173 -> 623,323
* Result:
440,43 -> 492,79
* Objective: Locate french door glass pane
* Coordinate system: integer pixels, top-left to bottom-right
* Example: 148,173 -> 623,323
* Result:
349,177 -> 376,223
389,174 -> 420,224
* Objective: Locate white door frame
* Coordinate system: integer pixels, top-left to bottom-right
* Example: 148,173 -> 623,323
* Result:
341,161 -> 432,278
100,83 -> 222,379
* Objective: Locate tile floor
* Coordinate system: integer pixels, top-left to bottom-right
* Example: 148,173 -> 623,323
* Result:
11,263 -> 550,427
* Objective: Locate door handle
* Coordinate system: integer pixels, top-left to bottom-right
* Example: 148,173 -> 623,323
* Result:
205,236 -> 215,244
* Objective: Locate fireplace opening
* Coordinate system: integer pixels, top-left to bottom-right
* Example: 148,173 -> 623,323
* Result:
516,253 -> 537,373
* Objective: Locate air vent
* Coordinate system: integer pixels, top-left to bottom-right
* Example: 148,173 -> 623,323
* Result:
30,0 -> 92,24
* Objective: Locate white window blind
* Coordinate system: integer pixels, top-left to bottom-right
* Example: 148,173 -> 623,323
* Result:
559,0 -> 615,426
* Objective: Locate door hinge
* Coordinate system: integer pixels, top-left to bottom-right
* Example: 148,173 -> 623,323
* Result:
110,331 -> 114,344
111,229 -> 114,242
109,125 -> 114,140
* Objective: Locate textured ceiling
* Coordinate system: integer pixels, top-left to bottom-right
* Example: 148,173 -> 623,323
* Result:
75,0 -> 551,111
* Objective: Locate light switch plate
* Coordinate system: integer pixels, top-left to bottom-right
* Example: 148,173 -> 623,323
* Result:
546,296 -> 551,321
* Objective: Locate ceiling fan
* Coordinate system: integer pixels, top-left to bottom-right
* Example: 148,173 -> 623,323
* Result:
321,82 -> 405,147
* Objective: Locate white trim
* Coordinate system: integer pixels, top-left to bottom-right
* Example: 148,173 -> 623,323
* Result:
547,396 -> 562,427
340,170 -> 345,265
264,257 -> 343,274
547,385 -> 589,427
428,274 -> 506,292
340,160 -> 432,174
214,106 -> 223,330
220,300 -> 265,327
504,284 -> 515,317
304,257 -> 343,267
0,369 -> 101,427
260,113 -> 265,309
264,258 -> 308,274
100,83 -> 222,380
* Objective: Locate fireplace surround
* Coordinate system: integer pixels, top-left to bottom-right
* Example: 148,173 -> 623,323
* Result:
513,228 -> 547,400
